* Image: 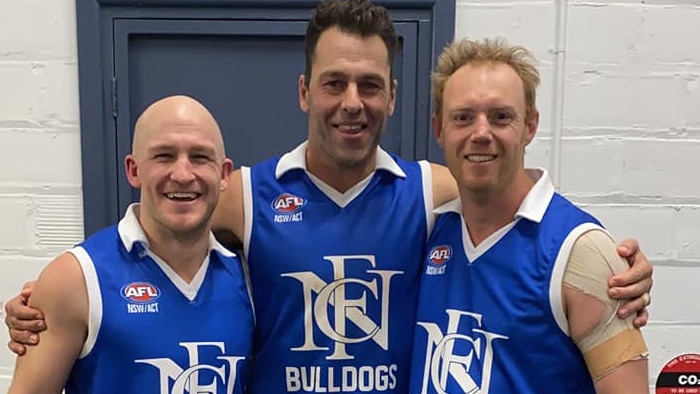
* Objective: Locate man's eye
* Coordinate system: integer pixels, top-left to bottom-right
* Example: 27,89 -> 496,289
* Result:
360,81 -> 381,91
453,113 -> 473,125
491,112 -> 514,124
154,153 -> 172,160
192,155 -> 212,163
325,80 -> 344,88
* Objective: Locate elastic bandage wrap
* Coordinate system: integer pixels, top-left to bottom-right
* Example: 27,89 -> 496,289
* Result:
564,229 -> 649,380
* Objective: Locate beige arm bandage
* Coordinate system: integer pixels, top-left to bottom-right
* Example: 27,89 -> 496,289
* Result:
563,229 -> 649,380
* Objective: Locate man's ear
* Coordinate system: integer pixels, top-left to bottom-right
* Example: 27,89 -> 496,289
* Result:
299,74 -> 310,113
432,112 -> 445,148
387,79 -> 398,116
124,155 -> 141,188
219,158 -> 234,191
524,108 -> 539,146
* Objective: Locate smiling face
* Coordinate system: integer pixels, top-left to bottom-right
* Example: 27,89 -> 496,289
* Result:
434,62 -> 538,197
125,96 -> 232,240
299,26 -> 397,172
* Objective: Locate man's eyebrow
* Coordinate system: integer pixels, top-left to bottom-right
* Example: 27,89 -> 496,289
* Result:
446,106 -> 474,114
318,70 -> 346,80
318,70 -> 386,83
146,144 -> 173,152
147,143 -> 216,153
446,105 -> 518,113
491,105 -> 517,112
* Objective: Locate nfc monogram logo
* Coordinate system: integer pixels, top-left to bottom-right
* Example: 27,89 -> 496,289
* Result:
417,310 -> 508,394
135,341 -> 244,394
281,255 -> 403,360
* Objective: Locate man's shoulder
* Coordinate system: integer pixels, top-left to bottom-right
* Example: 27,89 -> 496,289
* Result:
80,224 -> 121,252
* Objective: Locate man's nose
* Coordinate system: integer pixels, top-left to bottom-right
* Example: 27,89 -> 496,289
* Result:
170,156 -> 196,183
341,83 -> 363,113
471,113 -> 493,143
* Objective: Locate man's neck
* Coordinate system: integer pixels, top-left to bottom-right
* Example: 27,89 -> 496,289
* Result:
305,146 -> 377,194
137,213 -> 210,283
148,232 -> 210,283
460,172 -> 534,247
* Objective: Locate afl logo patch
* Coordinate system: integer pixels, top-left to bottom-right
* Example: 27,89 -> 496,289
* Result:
272,193 -> 306,214
428,245 -> 452,265
121,282 -> 161,303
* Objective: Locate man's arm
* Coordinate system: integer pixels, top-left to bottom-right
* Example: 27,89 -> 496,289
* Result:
211,168 -> 245,242
429,163 -> 458,207
563,230 -> 649,393
8,252 -> 88,394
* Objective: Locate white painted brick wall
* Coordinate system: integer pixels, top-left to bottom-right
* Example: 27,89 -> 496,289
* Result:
0,0 -> 697,391
0,0 -> 83,390
457,1 -> 700,391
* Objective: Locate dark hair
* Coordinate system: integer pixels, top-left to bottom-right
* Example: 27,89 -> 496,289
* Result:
304,0 -> 398,85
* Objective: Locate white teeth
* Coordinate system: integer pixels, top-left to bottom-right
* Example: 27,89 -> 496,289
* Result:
466,154 -> 497,163
166,192 -> 198,200
337,124 -> 364,132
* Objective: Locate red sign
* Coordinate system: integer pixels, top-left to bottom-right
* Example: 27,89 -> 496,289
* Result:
656,353 -> 700,394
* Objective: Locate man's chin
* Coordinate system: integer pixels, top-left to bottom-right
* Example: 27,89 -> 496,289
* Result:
333,145 -> 377,167
163,216 -> 209,236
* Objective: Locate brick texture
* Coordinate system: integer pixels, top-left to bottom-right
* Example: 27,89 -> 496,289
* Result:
0,0 -> 697,391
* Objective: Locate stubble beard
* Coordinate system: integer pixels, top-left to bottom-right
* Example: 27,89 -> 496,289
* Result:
318,119 -> 383,170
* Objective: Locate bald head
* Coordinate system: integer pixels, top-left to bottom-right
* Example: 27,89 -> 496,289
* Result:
132,95 -> 226,160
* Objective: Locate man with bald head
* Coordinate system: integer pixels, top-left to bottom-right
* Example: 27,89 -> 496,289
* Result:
8,95 -> 253,394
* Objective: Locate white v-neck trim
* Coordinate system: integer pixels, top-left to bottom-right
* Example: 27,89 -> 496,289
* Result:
434,168 -> 554,262
117,203 -> 234,302
272,140 -> 406,208
307,170 -> 375,208
145,250 -> 210,302
460,214 -> 520,262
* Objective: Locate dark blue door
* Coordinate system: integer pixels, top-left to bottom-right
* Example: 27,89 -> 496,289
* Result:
75,1 -> 455,235
113,19 -> 421,212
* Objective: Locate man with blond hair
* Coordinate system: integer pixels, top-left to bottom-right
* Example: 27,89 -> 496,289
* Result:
410,38 -> 648,393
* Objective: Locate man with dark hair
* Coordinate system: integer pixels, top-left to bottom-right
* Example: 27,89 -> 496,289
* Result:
303,0 -> 399,84
6,1 -> 653,393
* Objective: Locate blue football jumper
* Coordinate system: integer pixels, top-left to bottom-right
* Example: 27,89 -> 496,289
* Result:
66,210 -> 253,394
243,144 -> 431,393
411,182 -> 601,393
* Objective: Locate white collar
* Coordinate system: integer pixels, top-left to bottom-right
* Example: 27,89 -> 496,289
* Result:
274,140 -> 406,179
117,203 -> 234,258
433,168 -> 555,223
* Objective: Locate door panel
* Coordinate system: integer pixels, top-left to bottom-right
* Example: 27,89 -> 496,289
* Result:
113,19 -> 419,211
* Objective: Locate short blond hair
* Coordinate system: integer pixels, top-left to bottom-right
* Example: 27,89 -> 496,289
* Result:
432,37 -> 541,121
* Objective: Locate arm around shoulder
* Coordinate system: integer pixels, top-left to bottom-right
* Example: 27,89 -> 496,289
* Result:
211,168 -> 245,242
563,229 -> 649,393
8,252 -> 89,394
429,163 -> 458,208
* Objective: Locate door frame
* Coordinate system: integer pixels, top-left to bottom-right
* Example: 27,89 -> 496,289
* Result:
76,0 -> 456,236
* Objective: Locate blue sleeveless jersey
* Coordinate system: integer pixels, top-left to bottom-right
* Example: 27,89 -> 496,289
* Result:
65,225 -> 254,394
245,153 -> 429,393
410,193 -> 600,394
